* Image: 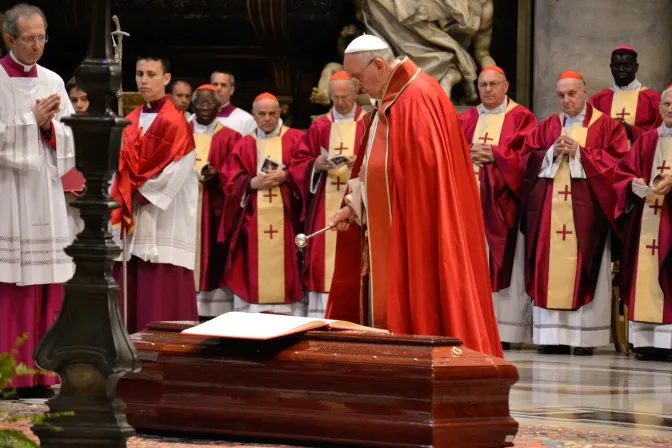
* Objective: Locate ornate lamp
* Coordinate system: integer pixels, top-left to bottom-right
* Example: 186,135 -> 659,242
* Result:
32,0 -> 140,446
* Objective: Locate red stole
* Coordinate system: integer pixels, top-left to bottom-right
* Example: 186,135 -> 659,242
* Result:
110,97 -> 195,234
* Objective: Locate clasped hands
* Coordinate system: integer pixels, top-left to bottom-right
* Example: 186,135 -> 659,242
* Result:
633,174 -> 672,196
33,93 -> 60,130
470,144 -> 495,166
250,169 -> 287,190
553,135 -> 579,157
314,155 -> 357,171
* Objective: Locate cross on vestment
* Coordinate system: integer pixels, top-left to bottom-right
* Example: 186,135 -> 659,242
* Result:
657,160 -> 670,175
558,185 -> 571,201
263,189 -> 278,203
649,199 -> 664,216
556,224 -> 573,241
264,224 -> 278,240
478,132 -> 494,145
615,108 -> 630,120
334,142 -> 348,155
331,176 -> 345,191
646,239 -> 660,256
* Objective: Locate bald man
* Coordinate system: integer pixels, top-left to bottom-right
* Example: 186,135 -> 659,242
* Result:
521,70 -> 628,356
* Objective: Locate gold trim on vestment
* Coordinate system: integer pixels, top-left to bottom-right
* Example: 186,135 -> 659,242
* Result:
633,135 -> 671,323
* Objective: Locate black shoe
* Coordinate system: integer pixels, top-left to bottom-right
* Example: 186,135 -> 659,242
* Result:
501,342 -> 511,351
667,352 -> 672,363
573,347 -> 594,356
538,345 -> 571,355
635,347 -> 668,361
16,386 -> 54,399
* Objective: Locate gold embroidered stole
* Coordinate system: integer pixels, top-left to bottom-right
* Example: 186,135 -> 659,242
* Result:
256,127 -> 288,303
610,90 -> 640,127
193,122 -> 223,290
546,110 -> 602,309
633,134 -> 671,323
471,100 -> 518,193
323,110 -> 365,291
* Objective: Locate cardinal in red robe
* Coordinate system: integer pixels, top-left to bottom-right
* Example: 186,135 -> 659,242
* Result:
222,93 -> 305,315
110,56 -> 199,333
614,86 -> 672,362
459,66 -> 537,347
327,35 -> 502,357
521,70 -> 628,356
289,71 -> 367,318
589,46 -> 661,145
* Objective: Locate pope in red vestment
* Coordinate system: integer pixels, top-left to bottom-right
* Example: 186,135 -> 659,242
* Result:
589,46 -> 661,145
614,88 -> 672,359
110,57 -> 199,333
327,36 -> 502,357
521,70 -> 628,355
222,93 -> 305,314
289,71 -> 367,318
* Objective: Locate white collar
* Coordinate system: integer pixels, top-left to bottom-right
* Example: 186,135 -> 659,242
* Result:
478,97 -> 508,115
660,123 -> 672,138
256,119 -> 283,139
565,103 -> 587,127
10,50 -> 36,73
333,104 -> 357,122
193,119 -> 219,135
613,78 -> 641,92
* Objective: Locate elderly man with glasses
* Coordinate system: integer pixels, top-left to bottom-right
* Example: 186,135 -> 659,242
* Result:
0,3 -> 76,396
459,66 -> 537,351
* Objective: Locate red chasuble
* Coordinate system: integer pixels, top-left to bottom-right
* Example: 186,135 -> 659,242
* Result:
222,128 -> 304,304
289,107 -> 367,293
110,96 -> 195,234
326,58 -> 502,357
459,102 -> 537,291
614,129 -> 672,324
521,103 -> 628,310
589,88 -> 662,143
198,125 -> 242,292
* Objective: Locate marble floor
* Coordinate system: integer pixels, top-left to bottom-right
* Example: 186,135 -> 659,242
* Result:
506,347 -> 672,440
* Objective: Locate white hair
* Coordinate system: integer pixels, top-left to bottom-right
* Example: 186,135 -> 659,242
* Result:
191,89 -> 222,106
328,79 -> 356,95
3,3 -> 47,38
252,98 -> 280,111
350,48 -> 395,64
661,87 -> 672,103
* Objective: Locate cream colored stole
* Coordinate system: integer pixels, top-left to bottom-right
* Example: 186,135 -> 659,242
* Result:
323,110 -> 365,291
633,134 -> 671,323
610,88 -> 645,148
193,122 -> 223,290
471,100 -> 518,193
256,127 -> 288,303
546,110 -> 602,309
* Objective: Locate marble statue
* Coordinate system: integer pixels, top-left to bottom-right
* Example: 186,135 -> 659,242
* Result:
362,0 -> 496,103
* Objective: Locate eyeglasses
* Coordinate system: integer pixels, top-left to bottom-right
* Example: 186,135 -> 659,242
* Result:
194,100 -> 216,109
330,95 -> 353,102
477,81 -> 506,90
19,35 -> 48,45
350,58 -> 376,85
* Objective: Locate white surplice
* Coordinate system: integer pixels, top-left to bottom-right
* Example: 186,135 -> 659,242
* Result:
233,119 -> 308,316
0,52 -> 76,286
532,105 -> 612,348
216,103 -> 256,136
112,107 -> 198,270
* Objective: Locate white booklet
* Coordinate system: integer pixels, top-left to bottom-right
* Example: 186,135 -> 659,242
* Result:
321,147 -> 351,170
257,156 -> 285,175
181,312 -> 388,340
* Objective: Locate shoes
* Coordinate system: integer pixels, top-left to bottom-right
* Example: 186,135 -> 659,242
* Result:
573,347 -> 593,356
501,342 -> 511,351
635,347 -> 669,361
538,345 -> 571,355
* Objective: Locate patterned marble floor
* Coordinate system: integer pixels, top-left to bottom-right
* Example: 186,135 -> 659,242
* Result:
506,347 -> 672,440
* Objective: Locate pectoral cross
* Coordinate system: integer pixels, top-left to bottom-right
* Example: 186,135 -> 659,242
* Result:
331,176 -> 345,191
264,225 -> 278,240
556,224 -> 573,241
478,133 -> 494,145
649,199 -> 663,216
334,142 -> 348,155
32,215 -> 50,234
615,108 -> 630,120
646,239 -> 659,256
558,185 -> 571,201
263,189 -> 278,203
657,160 -> 670,175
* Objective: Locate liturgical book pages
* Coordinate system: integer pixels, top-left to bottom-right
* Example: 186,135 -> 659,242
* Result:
181,312 -> 389,340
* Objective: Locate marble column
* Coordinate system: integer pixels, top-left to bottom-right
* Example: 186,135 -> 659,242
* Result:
533,0 -> 672,119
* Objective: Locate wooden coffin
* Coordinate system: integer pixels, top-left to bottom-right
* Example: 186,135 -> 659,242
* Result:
118,322 -> 519,448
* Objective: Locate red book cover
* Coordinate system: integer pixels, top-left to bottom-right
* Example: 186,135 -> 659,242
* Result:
62,168 -> 86,193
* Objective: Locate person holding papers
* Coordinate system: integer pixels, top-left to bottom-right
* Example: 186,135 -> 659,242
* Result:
222,93 -> 306,315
